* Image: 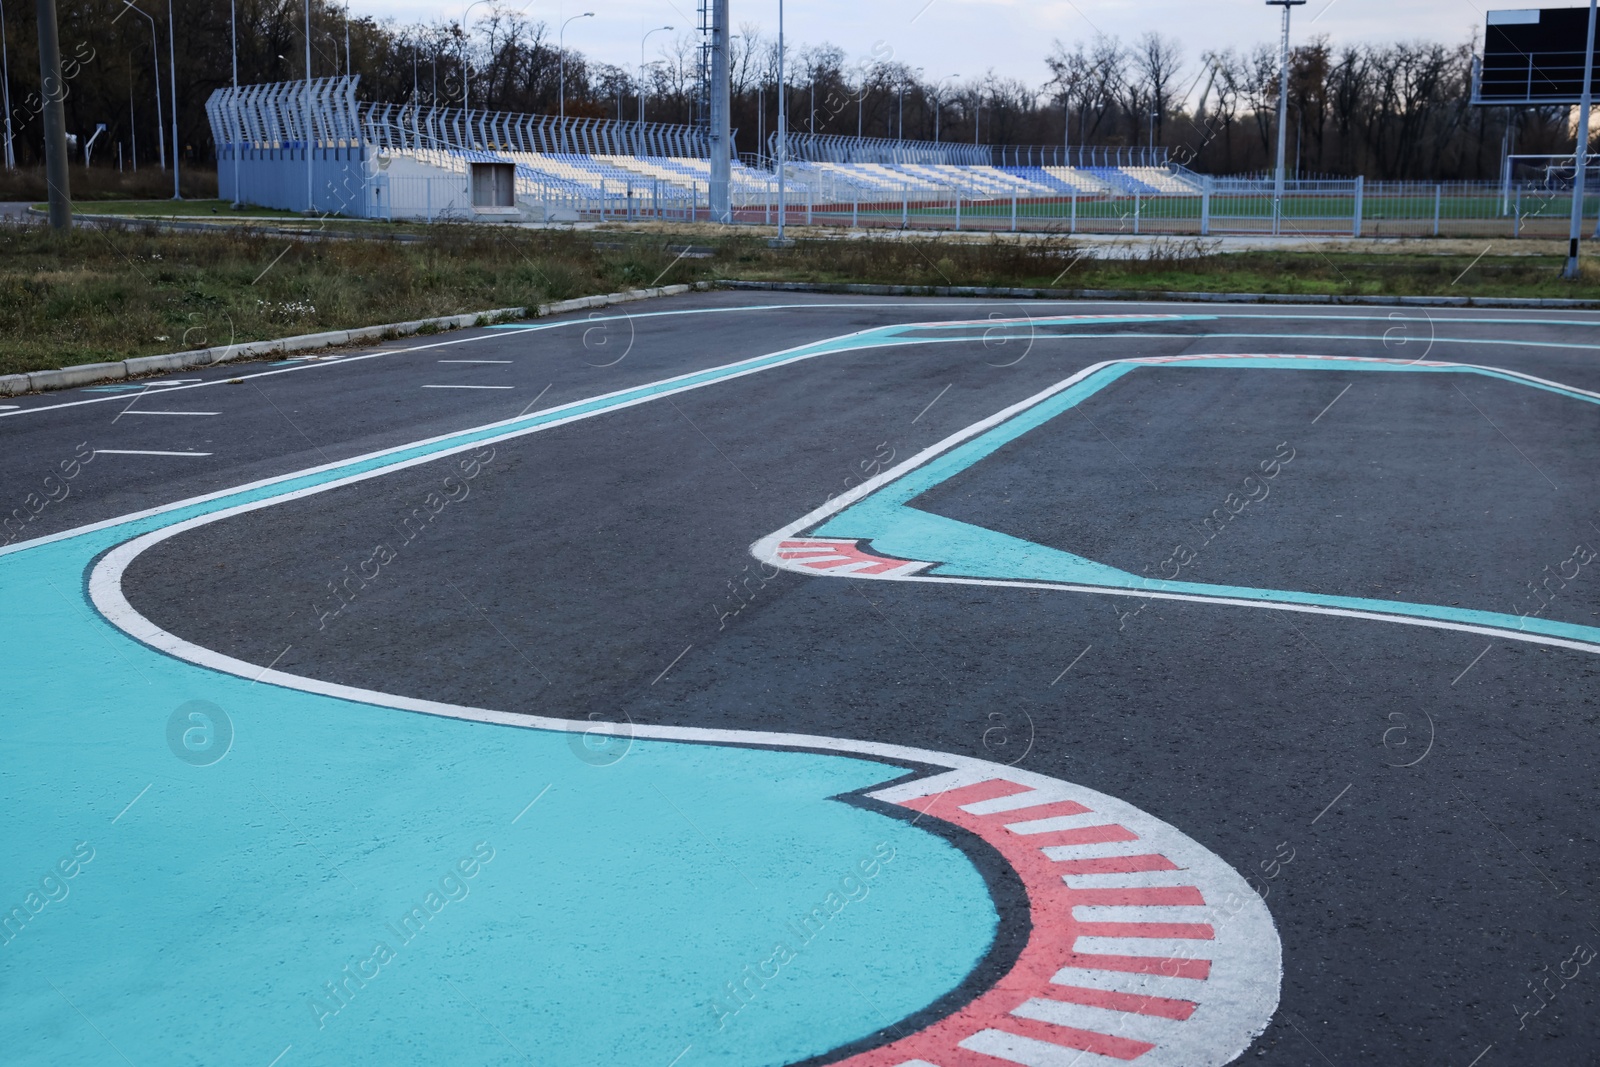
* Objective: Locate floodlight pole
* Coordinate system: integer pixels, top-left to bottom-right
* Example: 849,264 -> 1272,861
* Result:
558,13 -> 594,155
1267,0 -> 1304,237
167,0 -> 179,198
639,25 -> 673,156
35,0 -> 70,228
1565,0 -> 1598,279
709,0 -> 731,223
1,0 -> 14,168
776,0 -> 787,242
229,0 -> 239,206
304,0 -> 313,211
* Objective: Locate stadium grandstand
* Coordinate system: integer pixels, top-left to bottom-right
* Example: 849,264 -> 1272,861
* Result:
207,75 -> 1585,239
205,77 -> 1206,227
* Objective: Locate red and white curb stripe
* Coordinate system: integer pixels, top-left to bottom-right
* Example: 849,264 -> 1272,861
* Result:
777,538 -> 932,577
837,771 -> 1280,1067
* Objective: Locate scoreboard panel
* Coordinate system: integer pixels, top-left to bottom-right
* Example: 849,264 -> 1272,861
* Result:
1478,7 -> 1598,104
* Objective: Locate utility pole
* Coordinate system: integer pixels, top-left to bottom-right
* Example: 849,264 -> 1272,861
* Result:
35,0 -> 71,228
709,0 -> 730,223
640,25 -> 673,156
229,0 -> 239,206
774,0 -> 789,244
304,0 -> 312,211
1266,0 -> 1304,237
1,0 -> 15,168
1565,0 -> 1598,279
167,0 -> 179,198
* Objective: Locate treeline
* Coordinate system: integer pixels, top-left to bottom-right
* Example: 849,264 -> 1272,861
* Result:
0,0 -> 1579,180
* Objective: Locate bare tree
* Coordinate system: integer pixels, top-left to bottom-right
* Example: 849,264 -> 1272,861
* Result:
1132,31 -> 1185,144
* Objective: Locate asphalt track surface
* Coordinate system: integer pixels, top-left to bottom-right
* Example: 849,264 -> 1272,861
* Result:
6,291 -> 1600,1066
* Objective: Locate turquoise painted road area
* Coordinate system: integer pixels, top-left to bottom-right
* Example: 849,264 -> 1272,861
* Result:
814,356 -> 1600,649
2,533 -> 993,1065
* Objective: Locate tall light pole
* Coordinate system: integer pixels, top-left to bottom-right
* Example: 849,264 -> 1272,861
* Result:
167,0 -> 179,197
1565,0 -> 1598,280
776,0 -> 786,240
856,72 -> 865,142
117,2 -> 164,171
639,24 -> 673,155
709,0 -> 730,222
930,75 -> 957,144
35,0 -> 70,227
229,0 -> 239,205
1266,0 -> 1304,237
460,0 -> 490,111
897,68 -> 921,146
0,0 -> 14,168
304,0 -> 312,211
559,12 -> 594,154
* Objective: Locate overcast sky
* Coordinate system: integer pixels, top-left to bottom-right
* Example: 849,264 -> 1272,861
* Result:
357,0 -> 1516,92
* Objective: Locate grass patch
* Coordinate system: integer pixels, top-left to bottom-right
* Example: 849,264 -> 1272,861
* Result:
51,199 -> 307,219
0,222 -> 717,375
1,165 -> 215,202
1,225 -> 1594,377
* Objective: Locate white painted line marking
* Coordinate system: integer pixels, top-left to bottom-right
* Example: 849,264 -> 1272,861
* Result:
1063,870 -> 1201,890
1452,642 -> 1494,686
1050,644 -> 1093,686
1049,967 -> 1208,998
0,404 -> 18,409
512,784 -> 553,824
1006,811 -> 1114,835
112,783 -> 152,824
1042,840 -> 1150,862
119,410 -> 221,416
1013,995 -> 1186,1045
95,449 -> 213,457
1312,783 -> 1352,824
438,360 -> 513,364
961,1027 -> 1125,1066
422,384 -> 515,390
651,644 -> 693,686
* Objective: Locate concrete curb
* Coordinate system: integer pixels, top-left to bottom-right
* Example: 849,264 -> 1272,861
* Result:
714,279 -> 1600,310
0,284 -> 694,397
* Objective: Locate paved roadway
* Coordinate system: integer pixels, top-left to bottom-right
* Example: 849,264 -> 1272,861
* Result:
5,291 -> 1600,1066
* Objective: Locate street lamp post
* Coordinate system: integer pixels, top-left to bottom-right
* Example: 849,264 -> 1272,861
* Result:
167,0 -> 179,197
559,12 -> 594,155
0,0 -> 13,168
303,0 -> 312,210
857,74 -> 864,142
930,75 -> 957,144
1266,0 -> 1305,237
776,0 -> 786,241
639,24 -> 673,156
460,0 -> 490,112
229,0 -> 238,205
1565,0 -> 1598,279
117,2 -> 164,171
